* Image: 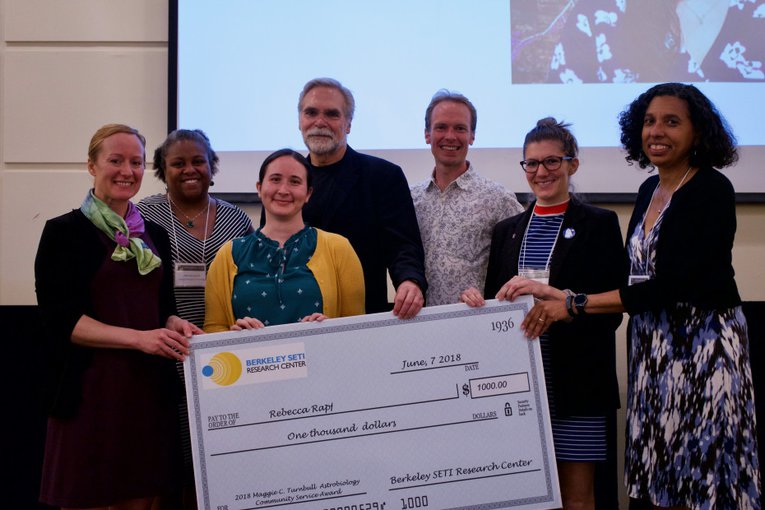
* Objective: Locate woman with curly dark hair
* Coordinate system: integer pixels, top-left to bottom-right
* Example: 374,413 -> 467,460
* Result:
503,83 -> 760,509
136,129 -> 253,509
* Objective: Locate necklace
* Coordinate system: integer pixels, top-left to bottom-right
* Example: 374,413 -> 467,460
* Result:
167,194 -> 209,228
649,166 -> 693,213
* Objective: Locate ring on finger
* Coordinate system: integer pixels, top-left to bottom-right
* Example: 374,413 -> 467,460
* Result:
538,317 -> 545,323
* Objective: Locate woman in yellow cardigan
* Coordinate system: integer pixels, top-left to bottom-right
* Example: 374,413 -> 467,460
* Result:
204,149 -> 364,332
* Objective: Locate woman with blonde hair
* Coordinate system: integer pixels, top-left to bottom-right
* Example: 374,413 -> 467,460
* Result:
35,124 -> 201,510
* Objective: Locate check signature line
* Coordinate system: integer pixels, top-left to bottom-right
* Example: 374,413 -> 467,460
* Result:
209,386 -> 462,431
387,468 -> 541,491
389,361 -> 479,375
211,416 -> 497,457
241,491 -> 368,510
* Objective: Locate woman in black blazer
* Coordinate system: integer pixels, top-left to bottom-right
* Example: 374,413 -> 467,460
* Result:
463,117 -> 627,509
35,124 -> 202,510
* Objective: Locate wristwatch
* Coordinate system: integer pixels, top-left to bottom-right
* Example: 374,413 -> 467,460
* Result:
573,293 -> 588,315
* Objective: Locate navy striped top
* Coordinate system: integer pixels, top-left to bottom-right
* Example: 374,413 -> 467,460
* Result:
521,201 -> 606,462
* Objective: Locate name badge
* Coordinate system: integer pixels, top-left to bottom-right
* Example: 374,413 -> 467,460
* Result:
519,268 -> 549,284
175,262 -> 206,287
628,274 -> 650,286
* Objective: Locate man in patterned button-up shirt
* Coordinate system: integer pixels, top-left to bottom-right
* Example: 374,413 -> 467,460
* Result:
411,90 -> 523,306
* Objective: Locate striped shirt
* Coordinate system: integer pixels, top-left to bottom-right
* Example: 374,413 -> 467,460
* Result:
522,202 -> 606,462
137,193 -> 253,475
137,193 -> 253,328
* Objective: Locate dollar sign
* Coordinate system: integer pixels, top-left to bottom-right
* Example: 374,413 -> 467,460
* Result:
462,383 -> 470,396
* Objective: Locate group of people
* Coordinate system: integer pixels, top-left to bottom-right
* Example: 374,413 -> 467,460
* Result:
34,77 -> 759,510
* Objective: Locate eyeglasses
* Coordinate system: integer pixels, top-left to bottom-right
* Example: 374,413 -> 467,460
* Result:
520,156 -> 574,173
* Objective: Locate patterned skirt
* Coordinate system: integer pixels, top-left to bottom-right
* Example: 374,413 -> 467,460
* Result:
625,305 -> 760,509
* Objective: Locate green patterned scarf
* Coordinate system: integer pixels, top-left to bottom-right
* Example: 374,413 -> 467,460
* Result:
80,190 -> 161,275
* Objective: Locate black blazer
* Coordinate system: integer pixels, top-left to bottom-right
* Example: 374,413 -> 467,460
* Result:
485,197 -> 628,415
300,146 -> 427,314
34,209 -> 176,416
620,167 -> 741,314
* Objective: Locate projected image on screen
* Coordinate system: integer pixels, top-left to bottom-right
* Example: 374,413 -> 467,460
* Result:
511,0 -> 765,84
174,0 -> 765,196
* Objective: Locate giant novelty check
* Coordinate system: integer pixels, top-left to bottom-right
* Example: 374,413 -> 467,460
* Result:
184,297 -> 561,510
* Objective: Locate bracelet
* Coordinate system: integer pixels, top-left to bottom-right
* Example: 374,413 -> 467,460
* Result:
565,295 -> 576,318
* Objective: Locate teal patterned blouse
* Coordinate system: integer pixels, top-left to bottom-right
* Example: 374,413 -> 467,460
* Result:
231,226 -> 322,325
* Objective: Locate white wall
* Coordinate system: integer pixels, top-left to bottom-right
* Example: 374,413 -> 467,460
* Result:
0,0 -> 169,304
1,2 -> 763,507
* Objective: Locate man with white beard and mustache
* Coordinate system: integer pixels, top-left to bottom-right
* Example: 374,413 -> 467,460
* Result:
293,77 -> 426,318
